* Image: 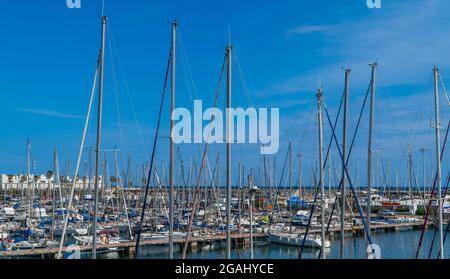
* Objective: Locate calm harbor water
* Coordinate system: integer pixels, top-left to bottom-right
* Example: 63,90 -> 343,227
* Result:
93,229 -> 450,260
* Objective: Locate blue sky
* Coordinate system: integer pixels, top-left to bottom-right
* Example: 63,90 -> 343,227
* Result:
0,0 -> 449,187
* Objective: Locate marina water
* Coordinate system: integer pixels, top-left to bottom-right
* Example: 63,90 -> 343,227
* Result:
88,230 -> 450,260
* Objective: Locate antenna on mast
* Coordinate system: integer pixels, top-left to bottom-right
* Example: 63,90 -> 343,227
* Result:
227,22 -> 232,47
316,74 -> 322,91
97,0 -> 105,18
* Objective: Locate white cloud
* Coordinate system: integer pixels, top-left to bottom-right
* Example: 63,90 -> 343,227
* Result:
16,108 -> 83,119
261,0 -> 450,99
285,25 -> 333,37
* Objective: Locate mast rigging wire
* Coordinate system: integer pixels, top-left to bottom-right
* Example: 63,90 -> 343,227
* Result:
378,73 -> 433,178
298,89 -> 345,259
437,173 -> 450,259
134,49 -> 172,258
429,171 -> 450,258
438,72 -> 450,107
316,81 -> 372,259
322,97 -> 375,246
107,21 -> 150,162
107,26 -> 127,172
415,121 -> 450,259
181,54 -> 227,259
57,60 -> 100,259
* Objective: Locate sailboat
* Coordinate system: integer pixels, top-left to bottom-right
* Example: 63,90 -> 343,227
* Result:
291,210 -> 319,228
56,15 -> 106,259
268,232 -> 330,248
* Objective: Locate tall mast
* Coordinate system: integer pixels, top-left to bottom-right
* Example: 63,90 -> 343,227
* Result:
433,66 -> 444,259
89,146 -> 93,193
387,159 -> 391,193
419,148 -> 427,193
288,143 -> 292,234
113,146 -> 118,186
27,139 -> 31,221
395,169 -> 399,193
226,45 -> 232,259
54,149 -> 63,220
238,162 -> 242,227
408,145 -> 413,197
328,164 -> 331,199
367,62 -> 377,238
298,153 -> 302,197
317,88 -> 325,259
51,149 -> 57,240
169,21 -> 177,259
248,175 -> 255,260
92,15 -> 106,259
289,143 -> 293,196
340,69 -> 350,259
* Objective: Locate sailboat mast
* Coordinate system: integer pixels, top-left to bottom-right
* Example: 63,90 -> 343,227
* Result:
298,153 -> 302,197
238,162 -> 242,227
288,143 -> 292,234
54,149 -> 63,220
317,88 -> 325,259
51,149 -> 58,240
169,21 -> 177,260
92,15 -> 106,259
27,139 -> 32,221
408,145 -> 413,197
248,175 -> 254,260
89,146 -> 93,193
387,159 -> 391,193
419,148 -> 427,193
340,69 -> 350,259
433,66 -> 444,259
367,62 -> 377,238
226,45 -> 232,259
328,164 -> 331,199
289,143 -> 292,196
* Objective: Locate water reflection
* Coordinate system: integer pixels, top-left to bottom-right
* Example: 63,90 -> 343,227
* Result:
92,230 -> 450,259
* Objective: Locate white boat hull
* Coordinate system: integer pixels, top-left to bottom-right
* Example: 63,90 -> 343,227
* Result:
269,233 -> 330,248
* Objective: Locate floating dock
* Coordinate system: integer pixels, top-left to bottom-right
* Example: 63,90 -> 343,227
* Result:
0,233 -> 267,258
1,221 -> 432,258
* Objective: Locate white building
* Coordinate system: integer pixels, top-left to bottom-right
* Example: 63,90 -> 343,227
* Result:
0,174 -> 104,190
